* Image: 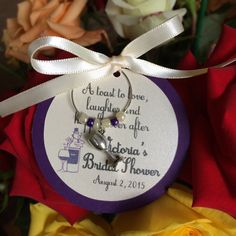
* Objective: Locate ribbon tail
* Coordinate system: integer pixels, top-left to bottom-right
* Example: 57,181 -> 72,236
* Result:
129,58 -> 236,79
0,75 -> 77,117
121,16 -> 184,58
127,58 -> 208,78
0,66 -> 112,117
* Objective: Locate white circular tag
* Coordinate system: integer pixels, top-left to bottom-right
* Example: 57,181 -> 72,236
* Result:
32,71 -> 189,212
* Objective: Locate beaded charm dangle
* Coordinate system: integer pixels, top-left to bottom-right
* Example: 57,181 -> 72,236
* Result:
71,71 -> 132,166
75,111 -> 126,130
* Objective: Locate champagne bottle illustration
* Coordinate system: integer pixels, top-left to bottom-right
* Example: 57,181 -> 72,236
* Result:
58,128 -> 84,172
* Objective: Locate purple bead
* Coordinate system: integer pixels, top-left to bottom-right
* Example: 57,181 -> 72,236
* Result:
111,117 -> 119,127
87,118 -> 95,127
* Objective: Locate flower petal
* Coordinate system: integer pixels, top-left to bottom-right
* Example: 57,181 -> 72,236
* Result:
6,46 -> 29,63
5,18 -> 21,39
112,184 -> 236,235
47,21 -> 85,39
49,2 -> 70,23
30,0 -> 59,26
31,0 -> 48,11
29,203 -> 110,236
17,1 -> 32,31
73,29 -> 109,47
19,22 -> 45,43
60,0 -> 87,25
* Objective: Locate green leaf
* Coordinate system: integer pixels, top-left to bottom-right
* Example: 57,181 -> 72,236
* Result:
195,12 -> 225,63
0,183 -> 7,192
0,170 -> 14,181
0,193 -> 9,213
177,0 -> 196,16
227,19 -> 236,28
102,213 -> 116,223
185,0 -> 196,17
15,199 -> 30,236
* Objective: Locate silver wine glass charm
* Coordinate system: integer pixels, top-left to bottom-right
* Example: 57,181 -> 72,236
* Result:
88,130 -> 123,167
71,71 -> 132,166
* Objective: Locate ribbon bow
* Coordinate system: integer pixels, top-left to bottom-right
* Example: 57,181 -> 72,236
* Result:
0,16 -> 234,117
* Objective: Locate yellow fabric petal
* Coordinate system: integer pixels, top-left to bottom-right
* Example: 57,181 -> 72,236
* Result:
112,184 -> 236,236
29,203 -> 111,236
168,186 -> 236,235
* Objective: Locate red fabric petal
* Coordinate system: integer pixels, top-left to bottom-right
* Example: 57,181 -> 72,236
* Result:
174,25 -> 236,217
0,49 -> 89,224
190,115 -> 235,214
206,25 -> 236,66
94,0 -> 107,10
0,105 -> 88,224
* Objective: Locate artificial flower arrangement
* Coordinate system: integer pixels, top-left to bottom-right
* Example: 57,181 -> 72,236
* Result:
0,0 -> 236,236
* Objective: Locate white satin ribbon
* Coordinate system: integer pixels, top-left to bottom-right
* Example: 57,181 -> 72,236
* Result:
0,16 -> 235,117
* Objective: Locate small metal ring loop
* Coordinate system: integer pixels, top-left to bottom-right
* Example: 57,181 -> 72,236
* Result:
71,70 -> 133,121
71,71 -> 132,166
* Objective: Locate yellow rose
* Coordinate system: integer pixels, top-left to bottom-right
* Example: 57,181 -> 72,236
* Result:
3,0 -> 109,63
106,0 -> 186,39
112,184 -> 236,235
28,203 -> 112,236
28,184 -> 236,235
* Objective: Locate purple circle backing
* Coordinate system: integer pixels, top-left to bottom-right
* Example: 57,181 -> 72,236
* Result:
32,77 -> 189,213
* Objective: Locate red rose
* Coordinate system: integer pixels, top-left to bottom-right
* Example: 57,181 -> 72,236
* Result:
0,51 -> 89,224
173,25 -> 236,217
0,91 -> 16,172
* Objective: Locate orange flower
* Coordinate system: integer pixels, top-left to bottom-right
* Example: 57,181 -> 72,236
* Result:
2,0 -> 109,63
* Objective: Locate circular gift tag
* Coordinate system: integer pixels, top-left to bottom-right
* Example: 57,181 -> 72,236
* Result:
32,71 -> 189,213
